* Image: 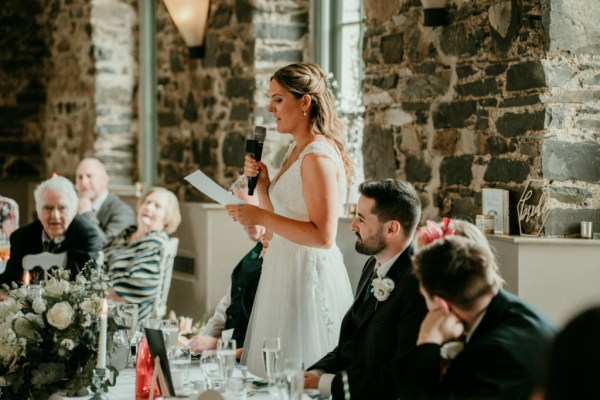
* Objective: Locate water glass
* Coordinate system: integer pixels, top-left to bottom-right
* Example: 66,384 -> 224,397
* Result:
262,337 -> 281,385
217,338 -> 237,384
160,319 -> 179,359
225,376 -> 247,400
282,359 -> 304,400
170,345 -> 192,391
117,303 -> 139,343
200,350 -> 221,389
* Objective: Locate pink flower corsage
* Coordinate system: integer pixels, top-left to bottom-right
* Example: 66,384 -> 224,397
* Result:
417,217 -> 456,247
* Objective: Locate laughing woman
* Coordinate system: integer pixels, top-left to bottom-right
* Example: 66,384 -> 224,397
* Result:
104,187 -> 181,321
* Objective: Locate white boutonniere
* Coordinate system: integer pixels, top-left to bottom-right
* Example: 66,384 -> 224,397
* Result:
371,277 -> 395,302
440,341 -> 465,360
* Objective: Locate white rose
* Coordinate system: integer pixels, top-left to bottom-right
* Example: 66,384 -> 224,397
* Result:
440,341 -> 465,360
79,299 -> 93,314
44,279 -> 71,297
60,338 -> 75,350
32,297 -> 46,314
75,275 -> 87,285
371,277 -> 395,301
0,298 -> 18,321
46,302 -> 74,330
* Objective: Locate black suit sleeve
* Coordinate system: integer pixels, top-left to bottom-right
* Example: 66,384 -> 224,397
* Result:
64,215 -> 102,277
1,228 -> 28,286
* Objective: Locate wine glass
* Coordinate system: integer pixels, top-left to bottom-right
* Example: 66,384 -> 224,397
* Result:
160,319 -> 179,359
216,338 -> 236,384
200,350 -> 221,389
117,303 -> 139,343
262,337 -> 281,385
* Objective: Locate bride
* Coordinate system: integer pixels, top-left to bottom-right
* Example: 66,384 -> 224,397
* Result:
226,63 -> 354,376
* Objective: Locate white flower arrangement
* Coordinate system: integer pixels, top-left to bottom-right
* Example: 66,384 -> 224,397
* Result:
0,262 -> 119,398
440,341 -> 465,360
371,277 -> 395,301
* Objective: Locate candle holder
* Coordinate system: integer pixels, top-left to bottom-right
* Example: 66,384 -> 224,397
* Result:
89,368 -> 108,400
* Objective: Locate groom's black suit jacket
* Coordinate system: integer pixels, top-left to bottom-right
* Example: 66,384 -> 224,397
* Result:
309,249 -> 427,399
1,215 -> 101,285
397,290 -> 557,400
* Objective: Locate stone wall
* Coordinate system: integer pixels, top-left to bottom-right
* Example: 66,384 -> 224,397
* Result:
0,0 -> 136,183
362,0 -> 600,236
0,0 -> 50,177
156,0 -> 309,200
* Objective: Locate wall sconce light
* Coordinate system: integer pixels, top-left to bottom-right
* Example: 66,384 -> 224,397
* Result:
421,0 -> 449,27
163,0 -> 210,58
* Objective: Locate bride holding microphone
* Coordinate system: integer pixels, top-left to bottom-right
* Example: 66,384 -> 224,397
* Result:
225,63 -> 354,376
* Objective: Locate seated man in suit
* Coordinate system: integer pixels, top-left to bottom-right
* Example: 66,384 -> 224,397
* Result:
0,176 -> 101,285
76,158 -> 135,244
305,179 -> 427,399
399,236 -> 557,400
186,177 -> 266,360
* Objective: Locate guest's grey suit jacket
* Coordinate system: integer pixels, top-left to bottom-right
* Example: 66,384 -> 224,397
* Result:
81,192 -> 135,244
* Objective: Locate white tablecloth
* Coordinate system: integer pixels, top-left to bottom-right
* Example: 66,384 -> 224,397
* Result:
51,365 -> 313,400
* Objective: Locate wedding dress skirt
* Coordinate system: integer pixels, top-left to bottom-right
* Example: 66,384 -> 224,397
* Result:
242,141 -> 353,377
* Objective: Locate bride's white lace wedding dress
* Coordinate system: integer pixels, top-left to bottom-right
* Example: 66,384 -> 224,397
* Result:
242,141 -> 354,377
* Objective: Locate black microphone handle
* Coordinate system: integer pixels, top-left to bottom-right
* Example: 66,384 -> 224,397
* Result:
248,141 -> 263,195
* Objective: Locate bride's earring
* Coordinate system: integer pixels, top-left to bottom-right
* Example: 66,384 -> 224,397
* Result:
303,110 -> 307,117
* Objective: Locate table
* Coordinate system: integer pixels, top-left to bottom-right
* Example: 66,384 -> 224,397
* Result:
52,365 -> 314,399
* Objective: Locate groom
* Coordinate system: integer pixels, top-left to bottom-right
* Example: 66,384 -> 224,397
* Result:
305,179 -> 427,399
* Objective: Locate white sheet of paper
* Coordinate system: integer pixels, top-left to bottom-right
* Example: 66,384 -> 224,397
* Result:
184,170 -> 245,205
221,328 -> 234,342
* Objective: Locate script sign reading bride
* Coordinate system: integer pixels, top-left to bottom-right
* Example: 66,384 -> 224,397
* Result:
517,179 -> 552,237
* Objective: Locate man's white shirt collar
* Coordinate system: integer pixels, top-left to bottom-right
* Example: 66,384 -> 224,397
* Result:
376,251 -> 402,278
92,190 -> 109,212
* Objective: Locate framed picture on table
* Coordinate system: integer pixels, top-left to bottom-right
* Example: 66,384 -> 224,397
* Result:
145,327 -> 175,397
482,188 -> 510,234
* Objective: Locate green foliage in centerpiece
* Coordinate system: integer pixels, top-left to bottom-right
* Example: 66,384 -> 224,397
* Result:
0,262 -> 120,399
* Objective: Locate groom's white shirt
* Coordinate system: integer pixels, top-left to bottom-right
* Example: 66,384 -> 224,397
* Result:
312,251 -> 402,398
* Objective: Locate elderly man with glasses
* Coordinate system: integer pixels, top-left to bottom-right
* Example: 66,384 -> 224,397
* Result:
0,176 -> 101,285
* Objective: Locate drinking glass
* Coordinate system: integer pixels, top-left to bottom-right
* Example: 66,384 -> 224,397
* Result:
200,350 -> 221,389
170,345 -> 192,391
262,337 -> 281,385
282,359 -> 304,400
217,338 -> 237,384
160,319 -> 179,359
117,303 -> 139,343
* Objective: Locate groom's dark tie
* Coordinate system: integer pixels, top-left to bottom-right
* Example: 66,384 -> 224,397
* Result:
361,265 -> 379,304
43,240 -> 57,253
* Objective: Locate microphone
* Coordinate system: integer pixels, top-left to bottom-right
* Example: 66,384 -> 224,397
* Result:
245,126 -> 267,195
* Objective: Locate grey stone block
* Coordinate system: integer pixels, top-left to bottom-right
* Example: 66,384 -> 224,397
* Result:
381,33 -> 404,64
440,155 -> 473,185
542,140 -> 600,182
433,101 -> 477,129
484,158 -> 529,183
403,72 -> 451,99
405,154 -> 431,183
506,61 -> 546,91
362,124 -> 396,180
456,78 -> 499,97
495,109 -> 546,137
544,209 -> 600,236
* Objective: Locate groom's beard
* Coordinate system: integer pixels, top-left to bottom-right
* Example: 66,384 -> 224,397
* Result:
355,228 -> 386,256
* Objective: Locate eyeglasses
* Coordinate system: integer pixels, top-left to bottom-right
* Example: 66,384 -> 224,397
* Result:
40,205 -> 68,214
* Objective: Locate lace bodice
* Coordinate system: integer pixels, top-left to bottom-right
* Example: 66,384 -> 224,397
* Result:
269,141 -> 347,221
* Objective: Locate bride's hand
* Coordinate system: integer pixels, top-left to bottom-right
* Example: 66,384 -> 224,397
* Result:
225,204 -> 264,227
244,156 -> 270,191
